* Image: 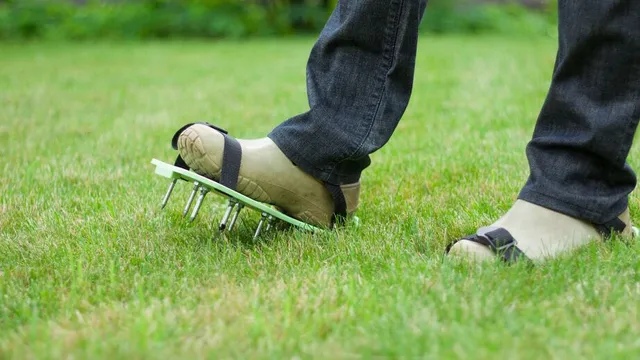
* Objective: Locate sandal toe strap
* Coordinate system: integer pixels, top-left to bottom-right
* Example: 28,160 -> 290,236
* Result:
447,227 -> 532,265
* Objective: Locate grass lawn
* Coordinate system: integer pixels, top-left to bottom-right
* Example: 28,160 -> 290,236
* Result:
2,36 -> 640,359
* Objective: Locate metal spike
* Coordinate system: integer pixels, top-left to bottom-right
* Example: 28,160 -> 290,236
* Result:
218,200 -> 236,231
265,215 -> 274,232
189,187 -> 208,222
227,203 -> 244,232
161,179 -> 178,209
182,182 -> 200,217
253,213 -> 268,239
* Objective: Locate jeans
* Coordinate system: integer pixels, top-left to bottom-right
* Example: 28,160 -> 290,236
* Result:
268,0 -> 640,226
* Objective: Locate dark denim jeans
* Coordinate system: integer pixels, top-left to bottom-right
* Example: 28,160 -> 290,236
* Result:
269,0 -> 640,226
269,0 -> 428,184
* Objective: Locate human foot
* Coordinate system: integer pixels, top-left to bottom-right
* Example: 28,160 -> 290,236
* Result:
447,200 -> 633,263
175,123 -> 360,228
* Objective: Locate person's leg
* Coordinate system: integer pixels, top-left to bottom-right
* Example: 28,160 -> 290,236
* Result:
176,1 -> 427,227
449,0 -> 640,262
269,0 -> 428,185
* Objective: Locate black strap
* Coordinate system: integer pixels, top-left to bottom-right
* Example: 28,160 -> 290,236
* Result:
593,217 -> 627,239
218,135 -> 241,190
324,182 -> 347,227
170,122 -> 242,191
446,227 -> 531,265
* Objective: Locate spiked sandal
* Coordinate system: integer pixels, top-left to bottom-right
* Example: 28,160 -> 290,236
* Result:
445,201 -> 638,265
152,122 -> 359,239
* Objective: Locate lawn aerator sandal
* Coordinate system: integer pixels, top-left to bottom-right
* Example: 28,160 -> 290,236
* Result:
446,220 -> 640,265
151,122 -> 325,239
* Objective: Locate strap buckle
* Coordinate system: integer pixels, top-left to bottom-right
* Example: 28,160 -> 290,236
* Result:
476,226 -> 517,252
488,236 -> 517,252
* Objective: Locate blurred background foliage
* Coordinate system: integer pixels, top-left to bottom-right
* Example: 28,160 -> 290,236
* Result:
0,0 -> 558,40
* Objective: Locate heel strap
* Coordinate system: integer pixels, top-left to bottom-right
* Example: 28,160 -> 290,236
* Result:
324,182 -> 347,228
593,217 -> 627,239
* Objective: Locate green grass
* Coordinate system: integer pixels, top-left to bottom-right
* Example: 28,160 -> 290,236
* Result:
2,36 -> 640,359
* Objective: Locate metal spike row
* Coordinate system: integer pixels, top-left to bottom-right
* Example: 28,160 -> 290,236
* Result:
161,179 -> 178,209
189,187 -> 209,222
159,177 -> 282,238
183,182 -> 200,217
218,199 -> 237,231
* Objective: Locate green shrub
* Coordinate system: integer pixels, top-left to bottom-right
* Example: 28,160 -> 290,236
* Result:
0,0 -> 558,41
421,0 -> 556,36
